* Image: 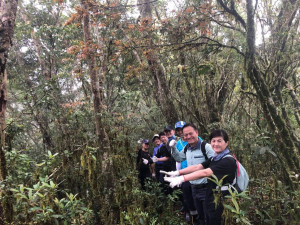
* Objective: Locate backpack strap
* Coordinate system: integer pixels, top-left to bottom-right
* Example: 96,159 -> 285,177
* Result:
201,141 -> 208,160
222,154 -> 238,186
184,141 -> 208,161
183,145 -> 188,154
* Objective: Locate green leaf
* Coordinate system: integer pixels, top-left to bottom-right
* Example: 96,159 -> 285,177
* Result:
36,162 -> 46,167
224,204 -> 237,213
28,207 -> 43,212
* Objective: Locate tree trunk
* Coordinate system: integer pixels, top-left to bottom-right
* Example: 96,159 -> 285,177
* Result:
245,0 -> 299,188
0,0 -> 18,223
80,0 -> 111,222
138,0 -> 179,125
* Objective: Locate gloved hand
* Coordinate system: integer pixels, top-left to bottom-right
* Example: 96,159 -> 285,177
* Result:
169,139 -> 177,148
164,175 -> 185,188
152,156 -> 158,163
160,170 -> 179,177
142,158 -> 148,165
152,173 -> 156,178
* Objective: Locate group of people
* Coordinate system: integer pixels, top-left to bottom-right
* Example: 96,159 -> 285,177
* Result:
136,121 -> 237,225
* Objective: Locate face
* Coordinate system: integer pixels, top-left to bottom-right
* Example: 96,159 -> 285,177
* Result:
160,135 -> 168,144
183,126 -> 198,146
153,138 -> 161,146
175,128 -> 184,139
210,136 -> 228,154
142,143 -> 149,150
164,130 -> 173,138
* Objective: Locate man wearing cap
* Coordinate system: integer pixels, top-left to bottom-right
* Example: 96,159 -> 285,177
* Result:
164,125 -> 176,141
152,134 -> 163,181
163,123 -> 215,225
136,139 -> 153,190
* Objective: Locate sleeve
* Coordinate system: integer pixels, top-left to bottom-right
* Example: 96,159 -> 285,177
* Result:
147,152 -> 153,164
156,148 -> 161,158
205,144 -> 215,158
201,157 -> 212,169
171,146 -> 187,162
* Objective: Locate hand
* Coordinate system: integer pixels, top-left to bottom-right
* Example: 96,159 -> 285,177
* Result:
152,156 -> 158,163
164,176 -> 185,188
152,173 -> 156,178
160,170 -> 179,177
169,139 -> 177,148
142,158 -> 148,165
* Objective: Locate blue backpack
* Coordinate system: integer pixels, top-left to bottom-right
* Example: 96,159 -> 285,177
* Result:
223,154 -> 249,193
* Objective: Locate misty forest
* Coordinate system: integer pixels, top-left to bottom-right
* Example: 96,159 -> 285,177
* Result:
0,0 -> 299,224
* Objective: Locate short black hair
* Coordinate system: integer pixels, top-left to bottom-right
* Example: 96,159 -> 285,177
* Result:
209,129 -> 229,142
182,123 -> 198,131
159,131 -> 167,138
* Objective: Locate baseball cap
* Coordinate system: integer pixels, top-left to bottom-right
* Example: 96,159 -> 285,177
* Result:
143,139 -> 150,144
152,134 -> 160,142
175,121 -> 186,129
164,125 -> 173,131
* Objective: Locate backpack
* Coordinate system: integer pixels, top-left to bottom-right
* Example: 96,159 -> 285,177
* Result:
223,154 -> 249,193
183,141 -> 208,160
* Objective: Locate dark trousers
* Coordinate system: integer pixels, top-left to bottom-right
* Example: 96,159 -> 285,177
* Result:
155,164 -> 163,181
206,193 -> 223,225
138,169 -> 151,190
182,181 -> 197,213
191,184 -> 208,225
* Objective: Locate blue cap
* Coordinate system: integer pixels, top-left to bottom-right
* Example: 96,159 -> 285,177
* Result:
143,139 -> 149,144
175,121 -> 186,129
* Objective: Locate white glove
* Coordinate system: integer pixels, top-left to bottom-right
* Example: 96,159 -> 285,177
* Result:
169,139 -> 177,148
164,175 -> 185,188
152,173 -> 155,178
152,156 -> 158,163
142,158 -> 148,165
160,170 -> 179,177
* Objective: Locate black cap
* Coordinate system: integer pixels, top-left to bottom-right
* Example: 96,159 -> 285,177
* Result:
143,139 -> 149,144
164,125 -> 173,131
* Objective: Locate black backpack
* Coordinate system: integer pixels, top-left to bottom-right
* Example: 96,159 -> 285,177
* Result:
183,141 -> 208,160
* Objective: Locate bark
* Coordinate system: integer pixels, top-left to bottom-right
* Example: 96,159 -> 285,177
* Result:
137,0 -> 179,125
80,0 -> 111,222
245,0 -> 299,188
0,0 -> 18,223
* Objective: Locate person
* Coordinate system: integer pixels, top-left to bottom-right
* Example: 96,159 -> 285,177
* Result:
174,121 -> 194,222
163,129 -> 237,225
166,123 -> 215,225
164,125 -> 176,141
152,132 -> 173,194
151,134 -> 163,181
164,125 -> 177,171
136,139 -> 153,190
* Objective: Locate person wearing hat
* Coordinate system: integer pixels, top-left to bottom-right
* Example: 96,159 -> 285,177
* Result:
136,139 -> 153,190
152,134 -> 163,181
164,125 -> 176,141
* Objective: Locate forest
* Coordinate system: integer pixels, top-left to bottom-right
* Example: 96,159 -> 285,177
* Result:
0,0 -> 299,224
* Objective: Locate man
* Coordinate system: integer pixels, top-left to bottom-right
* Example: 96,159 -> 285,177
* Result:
165,124 -> 215,225
152,132 -> 173,194
152,134 -> 163,181
164,125 -> 176,141
164,125 -> 177,171
136,139 -> 153,190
